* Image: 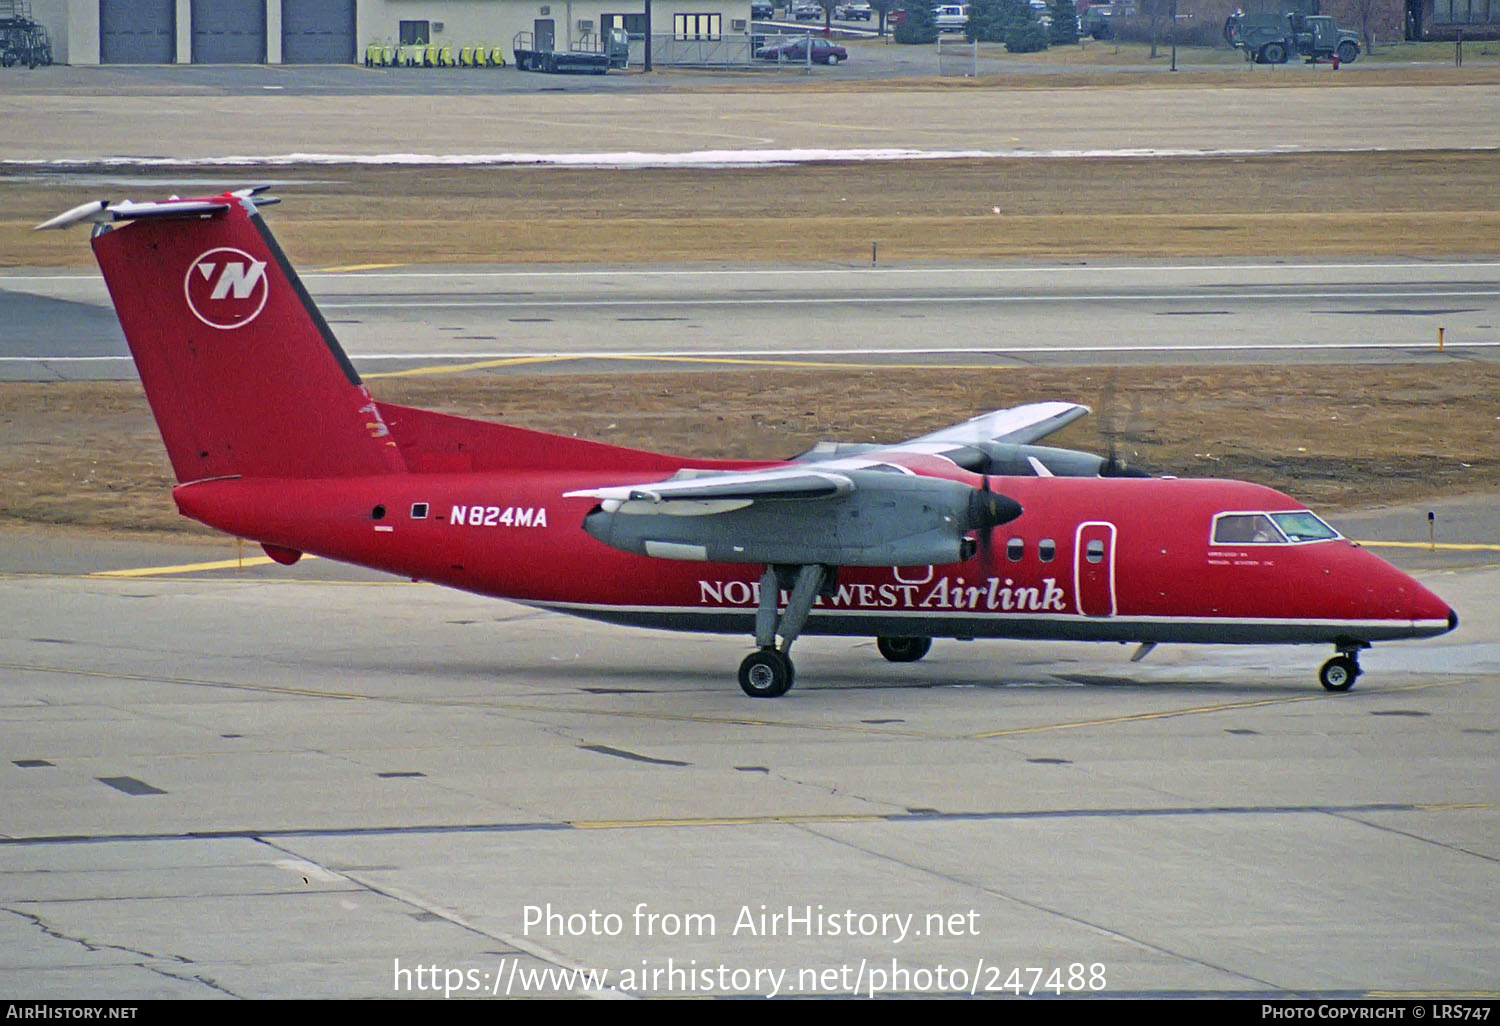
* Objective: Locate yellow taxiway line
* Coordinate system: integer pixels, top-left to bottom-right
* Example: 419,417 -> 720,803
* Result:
1358,540 -> 1500,552
89,554 -> 320,578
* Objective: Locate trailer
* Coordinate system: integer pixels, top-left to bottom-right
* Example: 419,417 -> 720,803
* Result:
512,28 -> 628,73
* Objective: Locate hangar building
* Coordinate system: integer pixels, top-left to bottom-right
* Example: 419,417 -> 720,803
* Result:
30,0 -> 752,65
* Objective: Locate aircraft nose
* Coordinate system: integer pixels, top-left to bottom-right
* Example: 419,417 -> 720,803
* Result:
1402,568 -> 1457,635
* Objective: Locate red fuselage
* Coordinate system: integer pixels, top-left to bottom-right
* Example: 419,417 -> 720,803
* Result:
172,453 -> 1454,650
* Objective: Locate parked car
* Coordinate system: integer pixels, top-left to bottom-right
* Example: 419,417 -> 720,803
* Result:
790,0 -> 824,20
751,0 -> 775,18
835,1 -> 874,19
755,36 -> 850,62
932,4 -> 969,32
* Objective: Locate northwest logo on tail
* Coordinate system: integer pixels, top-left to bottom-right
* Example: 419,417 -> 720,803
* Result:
184,247 -> 269,329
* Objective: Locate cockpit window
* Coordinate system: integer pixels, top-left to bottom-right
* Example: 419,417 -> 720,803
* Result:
1212,513 -> 1287,545
1271,511 -> 1340,543
1213,511 -> 1342,545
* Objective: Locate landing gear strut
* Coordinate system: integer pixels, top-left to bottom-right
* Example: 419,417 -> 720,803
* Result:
738,564 -> 826,698
1318,643 -> 1367,692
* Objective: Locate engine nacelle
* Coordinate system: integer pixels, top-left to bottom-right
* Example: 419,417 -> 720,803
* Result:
582,472 -> 1019,566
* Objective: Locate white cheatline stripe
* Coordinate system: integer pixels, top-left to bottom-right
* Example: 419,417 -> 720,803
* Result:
527,599 -> 1450,633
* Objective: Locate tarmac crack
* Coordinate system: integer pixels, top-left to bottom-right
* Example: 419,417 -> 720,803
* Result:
2,904 -> 195,968
138,963 -> 242,998
788,825 -> 1286,993
251,837 -> 621,998
1328,810 -> 1500,867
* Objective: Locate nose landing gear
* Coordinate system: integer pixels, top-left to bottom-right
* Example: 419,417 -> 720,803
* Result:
1319,642 -> 1369,692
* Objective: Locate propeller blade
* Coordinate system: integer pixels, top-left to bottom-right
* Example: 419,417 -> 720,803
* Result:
966,477 -> 1023,532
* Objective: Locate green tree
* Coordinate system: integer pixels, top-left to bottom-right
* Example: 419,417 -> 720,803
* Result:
1048,0 -> 1080,45
1005,18 -> 1050,50
894,2 -> 938,42
967,0 -> 1031,41
998,0 -> 1032,28
965,0 -> 1007,41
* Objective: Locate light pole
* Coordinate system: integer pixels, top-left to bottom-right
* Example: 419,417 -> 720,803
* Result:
644,0 -> 653,71
1170,0 -> 1178,71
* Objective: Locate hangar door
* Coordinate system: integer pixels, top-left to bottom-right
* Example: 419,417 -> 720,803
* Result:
282,0 -> 356,63
99,0 -> 175,64
191,0 -> 266,63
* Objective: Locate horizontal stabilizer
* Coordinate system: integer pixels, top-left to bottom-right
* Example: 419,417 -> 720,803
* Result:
34,188 -> 279,231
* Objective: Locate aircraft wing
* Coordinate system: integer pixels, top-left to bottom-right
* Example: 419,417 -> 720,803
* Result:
564,405 -> 1075,566
890,401 -> 1089,451
568,402 -> 1088,507
813,400 -> 1091,471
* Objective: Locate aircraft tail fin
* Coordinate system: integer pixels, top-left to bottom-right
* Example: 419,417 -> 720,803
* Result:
41,190 -> 405,482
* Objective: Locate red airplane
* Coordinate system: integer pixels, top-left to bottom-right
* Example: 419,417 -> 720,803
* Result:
39,189 -> 1457,698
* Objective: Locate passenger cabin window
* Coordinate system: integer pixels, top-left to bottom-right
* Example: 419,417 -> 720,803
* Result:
1086,539 -> 1105,563
1038,539 -> 1055,562
1006,538 -> 1024,562
1213,513 -> 1286,545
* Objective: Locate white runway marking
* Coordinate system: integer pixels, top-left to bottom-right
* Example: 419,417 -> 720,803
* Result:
7,143 -> 1497,170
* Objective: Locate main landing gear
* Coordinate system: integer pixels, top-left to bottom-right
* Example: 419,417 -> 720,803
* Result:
1318,642 -> 1368,692
876,636 -> 932,663
738,565 -> 827,698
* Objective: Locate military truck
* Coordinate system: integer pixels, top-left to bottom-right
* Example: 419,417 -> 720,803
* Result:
1224,5 -> 1362,64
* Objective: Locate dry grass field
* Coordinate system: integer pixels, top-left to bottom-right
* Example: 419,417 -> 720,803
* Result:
4,150 -> 1499,268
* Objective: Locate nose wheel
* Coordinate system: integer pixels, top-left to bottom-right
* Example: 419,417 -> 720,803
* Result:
1318,650 -> 1363,692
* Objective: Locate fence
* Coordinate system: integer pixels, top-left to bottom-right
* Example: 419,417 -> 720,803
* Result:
636,32 -> 758,66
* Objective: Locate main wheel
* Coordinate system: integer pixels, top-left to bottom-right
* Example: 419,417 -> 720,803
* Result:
876,636 -> 932,663
1336,40 -> 1358,64
739,649 -> 794,698
826,54 -> 840,65
1261,42 -> 1287,64
1319,655 -> 1360,692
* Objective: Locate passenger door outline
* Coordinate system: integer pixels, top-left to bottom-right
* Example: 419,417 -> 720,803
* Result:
1074,521 -> 1117,617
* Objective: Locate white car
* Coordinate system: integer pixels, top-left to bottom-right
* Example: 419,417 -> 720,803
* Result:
933,4 -> 969,31
835,1 -> 873,19
791,0 -> 824,19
